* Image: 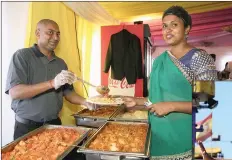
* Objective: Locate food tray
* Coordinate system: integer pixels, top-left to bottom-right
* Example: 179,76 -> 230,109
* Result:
1,125 -> 91,160
78,121 -> 150,159
72,106 -> 121,128
73,106 -> 120,119
85,153 -> 147,160
111,107 -> 148,123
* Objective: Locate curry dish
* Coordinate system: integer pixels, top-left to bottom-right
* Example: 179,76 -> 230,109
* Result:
78,106 -> 118,117
88,123 -> 148,153
2,128 -> 81,160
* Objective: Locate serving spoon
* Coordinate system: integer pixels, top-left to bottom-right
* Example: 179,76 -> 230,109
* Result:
74,76 -> 110,95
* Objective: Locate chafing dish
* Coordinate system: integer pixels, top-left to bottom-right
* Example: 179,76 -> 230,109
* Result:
78,121 -> 151,160
1,125 -> 91,160
72,106 -> 121,128
111,107 -> 148,123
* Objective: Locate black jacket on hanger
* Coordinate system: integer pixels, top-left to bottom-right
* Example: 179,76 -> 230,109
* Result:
103,29 -> 143,84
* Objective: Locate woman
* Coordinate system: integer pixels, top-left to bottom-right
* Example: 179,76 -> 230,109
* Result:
123,6 -> 217,160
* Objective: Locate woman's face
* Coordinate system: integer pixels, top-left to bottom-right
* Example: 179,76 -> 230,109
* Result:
162,15 -> 190,46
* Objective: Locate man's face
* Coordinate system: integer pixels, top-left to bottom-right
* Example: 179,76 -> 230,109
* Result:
36,23 -> 60,51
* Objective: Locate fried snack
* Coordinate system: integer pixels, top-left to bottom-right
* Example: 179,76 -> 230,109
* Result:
79,106 -> 118,117
88,123 -> 148,153
2,128 -> 81,160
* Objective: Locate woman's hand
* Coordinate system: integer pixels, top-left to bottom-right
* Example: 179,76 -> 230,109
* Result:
123,97 -> 137,108
147,102 -> 174,117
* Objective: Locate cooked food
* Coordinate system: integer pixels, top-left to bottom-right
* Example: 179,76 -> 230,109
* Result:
96,86 -> 110,95
88,123 -> 148,153
87,95 -> 124,105
87,97 -> 117,104
119,110 -> 148,119
2,128 -> 82,160
79,106 -> 118,117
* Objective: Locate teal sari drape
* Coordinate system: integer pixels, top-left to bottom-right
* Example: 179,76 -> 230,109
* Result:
148,51 -> 192,159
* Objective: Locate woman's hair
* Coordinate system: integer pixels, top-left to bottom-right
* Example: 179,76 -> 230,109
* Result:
162,6 -> 192,29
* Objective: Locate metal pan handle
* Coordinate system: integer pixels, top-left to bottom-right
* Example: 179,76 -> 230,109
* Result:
100,155 -> 123,160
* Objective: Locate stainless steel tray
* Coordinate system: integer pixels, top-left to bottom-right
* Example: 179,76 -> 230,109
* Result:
78,121 -> 151,159
72,106 -> 121,128
73,106 -> 121,119
85,153 -> 146,160
75,117 -> 107,128
1,125 -> 91,160
111,107 -> 148,123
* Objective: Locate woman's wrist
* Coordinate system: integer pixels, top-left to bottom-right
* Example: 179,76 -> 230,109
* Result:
135,97 -> 148,106
168,102 -> 176,112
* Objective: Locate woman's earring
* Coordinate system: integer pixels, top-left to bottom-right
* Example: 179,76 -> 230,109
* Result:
185,33 -> 188,39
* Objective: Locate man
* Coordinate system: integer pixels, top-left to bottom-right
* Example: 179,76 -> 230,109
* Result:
219,62 -> 230,80
198,141 -> 216,160
5,19 -> 94,140
226,61 -> 232,80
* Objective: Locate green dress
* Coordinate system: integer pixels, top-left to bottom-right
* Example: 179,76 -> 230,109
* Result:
148,51 -> 192,160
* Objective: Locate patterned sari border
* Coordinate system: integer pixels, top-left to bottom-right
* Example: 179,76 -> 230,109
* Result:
167,51 -> 193,85
150,150 -> 192,160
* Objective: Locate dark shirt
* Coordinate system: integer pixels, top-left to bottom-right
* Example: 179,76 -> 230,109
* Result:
5,44 -> 74,122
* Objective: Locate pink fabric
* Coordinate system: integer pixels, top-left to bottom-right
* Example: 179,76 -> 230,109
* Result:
122,7 -> 232,46
153,32 -> 232,46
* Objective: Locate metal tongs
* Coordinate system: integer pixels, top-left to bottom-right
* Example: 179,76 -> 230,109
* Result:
74,75 -> 110,95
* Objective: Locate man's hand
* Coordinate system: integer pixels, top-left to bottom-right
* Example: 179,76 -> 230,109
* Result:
52,70 -> 75,89
123,97 -> 137,108
83,101 -> 99,111
198,141 -> 215,160
147,102 -> 174,117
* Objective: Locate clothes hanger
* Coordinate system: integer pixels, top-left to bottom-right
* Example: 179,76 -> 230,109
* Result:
122,24 -> 126,31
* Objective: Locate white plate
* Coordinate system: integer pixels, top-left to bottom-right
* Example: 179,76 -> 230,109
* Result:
86,96 -> 124,106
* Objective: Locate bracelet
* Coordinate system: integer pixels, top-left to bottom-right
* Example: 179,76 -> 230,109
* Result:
144,100 -> 161,117
144,100 -> 152,107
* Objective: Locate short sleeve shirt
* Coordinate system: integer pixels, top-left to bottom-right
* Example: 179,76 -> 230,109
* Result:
5,44 -> 74,122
